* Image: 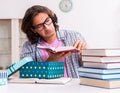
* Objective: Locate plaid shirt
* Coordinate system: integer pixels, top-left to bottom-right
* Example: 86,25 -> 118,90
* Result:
21,29 -> 86,78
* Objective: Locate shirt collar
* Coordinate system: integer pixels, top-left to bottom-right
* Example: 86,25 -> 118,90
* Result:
57,29 -> 65,41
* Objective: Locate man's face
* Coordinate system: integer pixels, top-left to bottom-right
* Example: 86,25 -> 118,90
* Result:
32,13 -> 56,39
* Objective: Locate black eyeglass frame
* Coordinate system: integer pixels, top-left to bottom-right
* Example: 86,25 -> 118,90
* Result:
32,17 -> 52,31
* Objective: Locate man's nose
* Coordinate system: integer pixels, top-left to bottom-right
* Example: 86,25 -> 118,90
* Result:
43,24 -> 50,29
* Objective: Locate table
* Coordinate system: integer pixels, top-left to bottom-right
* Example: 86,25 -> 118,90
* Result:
0,79 -> 120,93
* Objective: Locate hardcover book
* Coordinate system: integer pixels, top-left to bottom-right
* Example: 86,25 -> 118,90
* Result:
19,61 -> 64,79
82,48 -> 120,56
0,70 -> 8,85
7,57 -> 33,77
83,62 -> 120,69
37,45 -> 77,53
80,77 -> 120,88
82,56 -> 120,62
78,67 -> 120,74
79,72 -> 120,79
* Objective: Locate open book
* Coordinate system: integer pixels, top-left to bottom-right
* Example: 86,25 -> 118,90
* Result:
8,77 -> 72,85
37,45 -> 78,53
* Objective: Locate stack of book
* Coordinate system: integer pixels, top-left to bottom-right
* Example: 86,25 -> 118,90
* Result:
0,70 -> 8,86
78,49 -> 120,88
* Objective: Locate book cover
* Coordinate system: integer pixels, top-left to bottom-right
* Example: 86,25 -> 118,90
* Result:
79,72 -> 120,79
78,67 -> 120,74
82,56 -> 120,62
37,45 -> 77,53
8,77 -> 72,84
83,62 -> 120,69
19,61 -> 64,79
80,77 -> 120,88
7,57 -> 33,77
82,48 -> 120,56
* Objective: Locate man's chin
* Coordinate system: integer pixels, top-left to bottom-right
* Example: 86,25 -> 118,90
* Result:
45,33 -> 55,38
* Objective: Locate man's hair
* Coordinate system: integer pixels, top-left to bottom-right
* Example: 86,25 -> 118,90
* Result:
21,5 -> 59,44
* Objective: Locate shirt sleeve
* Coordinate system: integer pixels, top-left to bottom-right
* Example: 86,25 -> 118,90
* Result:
74,31 -> 86,42
20,41 -> 35,60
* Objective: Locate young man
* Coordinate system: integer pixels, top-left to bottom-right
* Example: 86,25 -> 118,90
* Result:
21,5 -> 87,78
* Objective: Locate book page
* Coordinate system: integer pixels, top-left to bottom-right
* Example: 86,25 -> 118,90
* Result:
55,46 -> 76,52
37,46 -> 55,51
37,45 -> 77,53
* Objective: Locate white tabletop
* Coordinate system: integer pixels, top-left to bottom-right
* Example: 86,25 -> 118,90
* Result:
1,79 -> 120,93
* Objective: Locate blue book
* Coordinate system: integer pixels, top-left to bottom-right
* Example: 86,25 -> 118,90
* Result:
7,57 -> 33,77
79,71 -> 120,80
0,70 -> 8,86
19,61 -> 64,79
78,67 -> 120,74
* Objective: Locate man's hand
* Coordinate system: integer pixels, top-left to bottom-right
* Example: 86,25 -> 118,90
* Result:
46,50 -> 72,62
73,40 -> 87,53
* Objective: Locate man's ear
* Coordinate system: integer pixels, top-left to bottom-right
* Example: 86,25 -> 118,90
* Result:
31,27 -> 36,33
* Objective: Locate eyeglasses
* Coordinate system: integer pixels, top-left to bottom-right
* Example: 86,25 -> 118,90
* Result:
32,17 -> 52,31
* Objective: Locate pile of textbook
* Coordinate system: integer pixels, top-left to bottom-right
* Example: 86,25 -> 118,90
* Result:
78,49 -> 120,88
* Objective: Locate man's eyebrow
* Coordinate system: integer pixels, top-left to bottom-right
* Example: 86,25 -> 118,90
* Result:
36,17 -> 49,26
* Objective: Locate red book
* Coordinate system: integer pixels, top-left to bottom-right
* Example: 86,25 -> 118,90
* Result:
37,45 -> 78,53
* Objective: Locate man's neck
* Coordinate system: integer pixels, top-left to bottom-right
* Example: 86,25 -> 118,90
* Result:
43,33 -> 57,44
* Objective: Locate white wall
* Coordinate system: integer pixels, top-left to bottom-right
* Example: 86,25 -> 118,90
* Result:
0,0 -> 120,48
78,0 -> 120,48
